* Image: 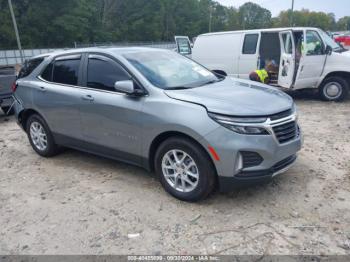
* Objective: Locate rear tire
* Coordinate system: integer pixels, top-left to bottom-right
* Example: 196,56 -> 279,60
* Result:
319,76 -> 349,101
26,114 -> 60,157
1,106 -> 14,115
154,137 -> 216,202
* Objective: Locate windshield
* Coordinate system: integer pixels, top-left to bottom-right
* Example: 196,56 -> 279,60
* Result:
319,30 -> 343,51
123,50 -> 219,89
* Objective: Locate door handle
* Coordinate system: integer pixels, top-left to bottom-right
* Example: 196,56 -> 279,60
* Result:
39,86 -> 46,92
81,94 -> 94,101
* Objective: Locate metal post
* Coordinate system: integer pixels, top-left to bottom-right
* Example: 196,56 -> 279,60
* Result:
209,6 -> 212,32
8,0 -> 24,64
290,0 -> 295,26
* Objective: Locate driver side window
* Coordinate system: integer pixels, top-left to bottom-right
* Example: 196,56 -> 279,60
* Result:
87,55 -> 130,92
305,31 -> 324,56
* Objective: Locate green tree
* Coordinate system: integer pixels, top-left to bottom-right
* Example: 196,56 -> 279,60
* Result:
238,2 -> 272,29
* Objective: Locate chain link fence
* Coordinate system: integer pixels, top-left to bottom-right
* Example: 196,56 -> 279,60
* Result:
0,41 -> 177,66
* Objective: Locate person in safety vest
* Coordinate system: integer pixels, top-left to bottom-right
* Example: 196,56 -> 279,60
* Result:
249,60 -> 278,84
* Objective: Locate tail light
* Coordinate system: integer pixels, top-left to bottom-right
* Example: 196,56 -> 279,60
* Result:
11,81 -> 17,93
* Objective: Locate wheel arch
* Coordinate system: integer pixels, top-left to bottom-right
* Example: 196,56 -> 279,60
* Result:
319,71 -> 350,88
18,108 -> 46,130
148,131 -> 218,176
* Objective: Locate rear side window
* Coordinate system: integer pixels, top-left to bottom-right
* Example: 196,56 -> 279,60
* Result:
242,34 -> 259,54
52,55 -> 81,86
18,57 -> 45,79
87,55 -> 130,91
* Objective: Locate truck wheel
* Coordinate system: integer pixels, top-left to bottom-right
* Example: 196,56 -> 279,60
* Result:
319,76 -> 349,101
1,106 -> 14,115
154,137 -> 216,202
26,114 -> 60,157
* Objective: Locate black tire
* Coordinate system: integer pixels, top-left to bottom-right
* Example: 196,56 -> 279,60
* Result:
26,114 -> 60,157
1,106 -> 14,115
154,137 -> 216,202
319,76 -> 349,102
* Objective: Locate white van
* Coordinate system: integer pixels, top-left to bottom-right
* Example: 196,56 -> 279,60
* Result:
175,28 -> 350,101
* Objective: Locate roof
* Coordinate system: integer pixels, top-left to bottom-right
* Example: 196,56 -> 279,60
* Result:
28,46 -> 168,61
199,27 -> 321,37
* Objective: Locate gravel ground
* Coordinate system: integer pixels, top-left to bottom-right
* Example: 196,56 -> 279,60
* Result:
0,91 -> 349,255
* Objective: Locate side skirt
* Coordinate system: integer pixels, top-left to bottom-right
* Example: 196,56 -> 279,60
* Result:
53,133 -> 150,171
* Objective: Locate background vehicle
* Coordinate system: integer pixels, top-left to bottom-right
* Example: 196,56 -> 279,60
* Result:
13,47 -> 302,201
178,27 -> 350,102
0,66 -> 16,115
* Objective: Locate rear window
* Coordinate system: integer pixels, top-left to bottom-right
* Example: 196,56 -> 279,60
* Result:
242,34 -> 259,54
52,55 -> 81,86
18,57 -> 45,79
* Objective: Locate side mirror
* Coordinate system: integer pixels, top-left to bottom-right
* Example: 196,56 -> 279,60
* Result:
114,80 -> 145,96
325,45 -> 332,55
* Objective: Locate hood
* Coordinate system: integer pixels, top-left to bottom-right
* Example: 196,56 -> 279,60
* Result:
164,77 -> 293,116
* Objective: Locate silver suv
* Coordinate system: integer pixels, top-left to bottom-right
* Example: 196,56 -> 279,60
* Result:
13,47 -> 302,201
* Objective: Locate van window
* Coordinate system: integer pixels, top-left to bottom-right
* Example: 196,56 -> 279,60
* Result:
52,56 -> 81,85
242,34 -> 259,54
18,57 -> 45,79
87,55 -> 130,92
281,33 -> 293,54
306,30 -> 324,56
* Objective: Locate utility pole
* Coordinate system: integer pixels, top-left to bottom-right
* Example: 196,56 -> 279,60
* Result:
290,0 -> 295,27
8,0 -> 24,63
209,5 -> 212,32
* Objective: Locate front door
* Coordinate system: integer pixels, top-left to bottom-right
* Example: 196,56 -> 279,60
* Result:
294,29 -> 327,89
79,54 -> 144,163
278,31 -> 296,88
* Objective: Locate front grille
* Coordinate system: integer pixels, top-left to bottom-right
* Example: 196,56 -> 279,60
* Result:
269,109 -> 293,121
272,155 -> 297,173
272,121 -> 297,144
241,151 -> 263,168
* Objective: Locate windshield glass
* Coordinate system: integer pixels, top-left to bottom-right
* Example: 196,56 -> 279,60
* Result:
319,30 -> 342,50
123,50 -> 218,89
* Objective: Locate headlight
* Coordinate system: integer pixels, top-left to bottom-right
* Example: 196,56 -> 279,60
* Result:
208,113 -> 269,135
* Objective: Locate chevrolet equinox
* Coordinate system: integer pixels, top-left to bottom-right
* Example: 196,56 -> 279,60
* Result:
13,47 -> 302,201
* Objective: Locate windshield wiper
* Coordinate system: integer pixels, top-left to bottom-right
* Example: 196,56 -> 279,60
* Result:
165,86 -> 193,90
199,77 -> 225,87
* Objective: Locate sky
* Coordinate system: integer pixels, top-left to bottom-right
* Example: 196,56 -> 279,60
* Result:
216,0 -> 350,19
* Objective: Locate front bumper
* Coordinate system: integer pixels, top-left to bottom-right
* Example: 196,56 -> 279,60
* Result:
218,154 -> 297,192
201,119 -> 303,191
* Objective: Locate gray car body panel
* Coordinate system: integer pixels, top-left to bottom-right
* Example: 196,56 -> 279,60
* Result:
0,66 -> 16,108
13,47 -> 302,182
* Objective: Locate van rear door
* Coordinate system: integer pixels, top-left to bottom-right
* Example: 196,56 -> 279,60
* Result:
278,30 -> 296,88
174,36 -> 192,57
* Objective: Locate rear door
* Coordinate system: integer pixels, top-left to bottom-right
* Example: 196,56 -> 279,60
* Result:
278,30 -> 296,88
175,36 -> 192,57
35,54 -> 83,139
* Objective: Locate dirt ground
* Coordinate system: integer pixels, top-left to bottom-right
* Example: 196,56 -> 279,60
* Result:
0,91 -> 349,256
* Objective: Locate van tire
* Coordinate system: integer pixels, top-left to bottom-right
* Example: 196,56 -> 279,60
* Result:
154,137 -> 216,202
319,76 -> 349,102
26,114 -> 60,157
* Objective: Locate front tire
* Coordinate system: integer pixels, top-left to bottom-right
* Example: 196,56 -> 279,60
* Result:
26,114 -> 59,157
319,76 -> 349,101
155,137 -> 216,202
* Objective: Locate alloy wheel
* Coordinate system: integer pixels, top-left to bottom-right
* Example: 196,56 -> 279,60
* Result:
161,149 -> 199,193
